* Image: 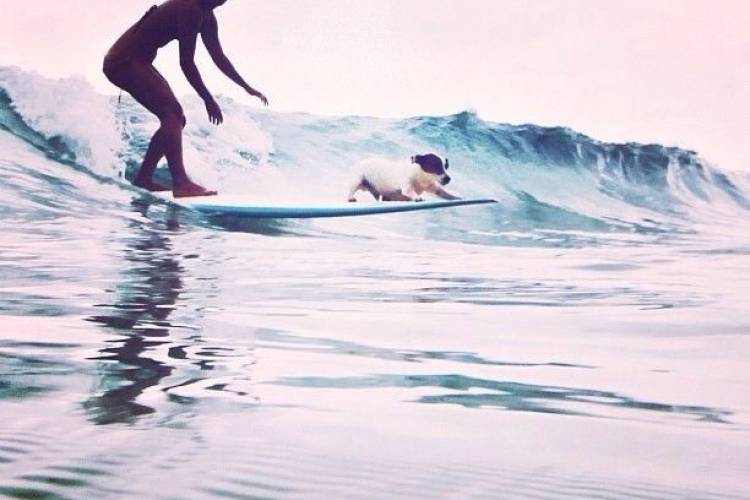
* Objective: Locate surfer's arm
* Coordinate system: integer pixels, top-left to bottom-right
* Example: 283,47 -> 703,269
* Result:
178,13 -> 211,101
179,11 -> 223,124
201,12 -> 268,106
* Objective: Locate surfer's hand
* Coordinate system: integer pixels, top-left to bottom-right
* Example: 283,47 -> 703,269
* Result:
205,97 -> 223,125
248,88 -> 269,106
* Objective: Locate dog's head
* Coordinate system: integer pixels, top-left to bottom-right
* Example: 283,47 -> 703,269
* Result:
412,153 -> 451,185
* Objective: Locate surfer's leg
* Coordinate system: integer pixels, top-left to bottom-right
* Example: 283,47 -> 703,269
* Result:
116,62 -> 215,197
135,128 -> 169,191
135,112 -> 186,191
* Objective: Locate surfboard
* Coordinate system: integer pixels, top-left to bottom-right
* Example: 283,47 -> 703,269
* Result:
174,197 -> 497,219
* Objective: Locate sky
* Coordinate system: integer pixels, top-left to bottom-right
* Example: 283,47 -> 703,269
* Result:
0,0 -> 749,170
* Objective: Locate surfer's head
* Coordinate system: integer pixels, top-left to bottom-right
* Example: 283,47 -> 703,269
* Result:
412,153 -> 451,185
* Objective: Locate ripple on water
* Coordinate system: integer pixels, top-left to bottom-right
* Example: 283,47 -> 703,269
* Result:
257,329 -> 594,369
271,373 -> 733,424
0,431 -> 93,499
182,436 -> 750,500
0,461 -> 122,499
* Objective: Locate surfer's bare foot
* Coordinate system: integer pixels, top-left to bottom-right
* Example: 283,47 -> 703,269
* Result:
133,178 -> 171,192
173,180 -> 218,198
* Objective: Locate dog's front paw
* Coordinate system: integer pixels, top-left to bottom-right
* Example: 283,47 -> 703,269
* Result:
414,197 -> 424,202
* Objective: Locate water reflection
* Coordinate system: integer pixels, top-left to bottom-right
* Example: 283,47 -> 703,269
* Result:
83,199 -> 189,425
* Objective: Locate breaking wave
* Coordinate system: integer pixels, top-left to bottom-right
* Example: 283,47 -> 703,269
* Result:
1,65 -> 747,246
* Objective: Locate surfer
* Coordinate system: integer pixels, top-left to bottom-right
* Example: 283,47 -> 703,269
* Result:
103,0 -> 268,197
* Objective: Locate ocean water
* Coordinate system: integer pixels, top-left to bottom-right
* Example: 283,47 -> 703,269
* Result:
1,66 -> 749,499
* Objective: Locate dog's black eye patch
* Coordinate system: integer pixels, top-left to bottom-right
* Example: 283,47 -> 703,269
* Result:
415,153 -> 446,175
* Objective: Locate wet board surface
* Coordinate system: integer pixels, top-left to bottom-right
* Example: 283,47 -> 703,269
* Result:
172,197 -> 497,219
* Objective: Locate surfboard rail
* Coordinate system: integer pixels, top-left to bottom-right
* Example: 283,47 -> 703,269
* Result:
180,198 -> 497,219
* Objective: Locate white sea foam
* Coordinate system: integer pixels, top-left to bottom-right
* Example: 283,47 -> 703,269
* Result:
0,66 -> 122,176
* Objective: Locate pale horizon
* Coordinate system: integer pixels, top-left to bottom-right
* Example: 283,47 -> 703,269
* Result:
1,0 -> 749,170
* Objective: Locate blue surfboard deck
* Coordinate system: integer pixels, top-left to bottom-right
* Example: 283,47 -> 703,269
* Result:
177,197 -> 497,219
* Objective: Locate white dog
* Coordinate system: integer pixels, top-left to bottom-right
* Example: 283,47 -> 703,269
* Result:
347,153 -> 460,202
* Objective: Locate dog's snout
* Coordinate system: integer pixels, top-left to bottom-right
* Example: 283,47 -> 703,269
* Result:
441,175 -> 451,185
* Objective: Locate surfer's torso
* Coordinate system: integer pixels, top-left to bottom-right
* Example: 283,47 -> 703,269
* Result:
105,0 -> 208,64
